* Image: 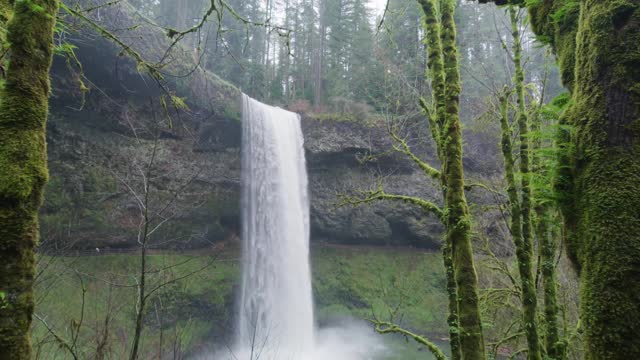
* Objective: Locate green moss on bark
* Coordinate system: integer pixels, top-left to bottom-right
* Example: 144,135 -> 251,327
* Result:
417,1 -> 462,358
509,6 -> 542,360
0,1 -> 12,56
418,0 -> 446,150
0,0 -> 59,358
537,210 -> 563,359
528,0 -> 579,91
561,2 -> 640,358
532,98 -> 564,360
499,88 -> 542,360
478,0 -> 640,357
440,1 -> 485,359
530,1 -> 640,358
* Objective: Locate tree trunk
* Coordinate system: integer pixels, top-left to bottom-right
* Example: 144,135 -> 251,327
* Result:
417,1 -> 485,358
129,244 -> 147,360
537,209 -> 562,359
531,87 -> 563,359
443,243 -> 462,360
440,1 -> 485,358
509,7 -> 542,360
314,0 -> 325,110
419,0 -> 462,360
418,0 -> 460,357
527,1 -> 640,358
0,0 -> 59,359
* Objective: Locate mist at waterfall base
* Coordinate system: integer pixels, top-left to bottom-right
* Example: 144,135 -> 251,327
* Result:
203,95 -> 387,360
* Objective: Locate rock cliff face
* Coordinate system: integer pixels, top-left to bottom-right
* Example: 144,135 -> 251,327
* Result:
44,89 -> 503,251
41,1 -> 502,252
302,118 -> 445,248
44,89 -> 448,250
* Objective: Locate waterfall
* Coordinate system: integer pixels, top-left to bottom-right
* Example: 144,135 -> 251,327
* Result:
236,94 -> 315,357
216,94 -> 384,360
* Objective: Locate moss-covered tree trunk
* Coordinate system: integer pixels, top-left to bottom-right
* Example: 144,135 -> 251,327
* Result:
0,0 -> 59,358
481,0 -> 640,360
478,0 -> 640,358
417,1 -> 461,358
532,119 -> 563,359
508,7 -> 542,360
498,89 -> 538,356
536,210 -> 562,359
562,4 -> 639,359
416,0 -> 485,358
531,97 -> 563,359
528,1 -> 640,358
442,244 -> 461,360
439,1 -> 485,358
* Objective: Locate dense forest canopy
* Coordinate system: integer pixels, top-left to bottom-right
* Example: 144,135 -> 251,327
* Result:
0,0 -> 638,359
122,0 -> 563,114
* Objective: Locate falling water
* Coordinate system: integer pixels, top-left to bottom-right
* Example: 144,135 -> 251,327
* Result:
214,94 -> 386,360
236,94 -> 315,357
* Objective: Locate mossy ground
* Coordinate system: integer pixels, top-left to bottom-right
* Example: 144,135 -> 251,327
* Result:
33,245 -> 448,359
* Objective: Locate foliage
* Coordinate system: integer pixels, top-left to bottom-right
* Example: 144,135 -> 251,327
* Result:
33,247 -> 449,358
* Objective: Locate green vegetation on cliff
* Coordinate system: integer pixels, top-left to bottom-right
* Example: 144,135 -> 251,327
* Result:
312,246 -> 447,331
33,246 -> 448,359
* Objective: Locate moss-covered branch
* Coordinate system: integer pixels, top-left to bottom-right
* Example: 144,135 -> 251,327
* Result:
464,182 -> 505,197
369,319 -> 448,360
59,2 -> 195,125
388,127 -> 442,181
337,186 -> 443,220
419,97 -> 443,158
